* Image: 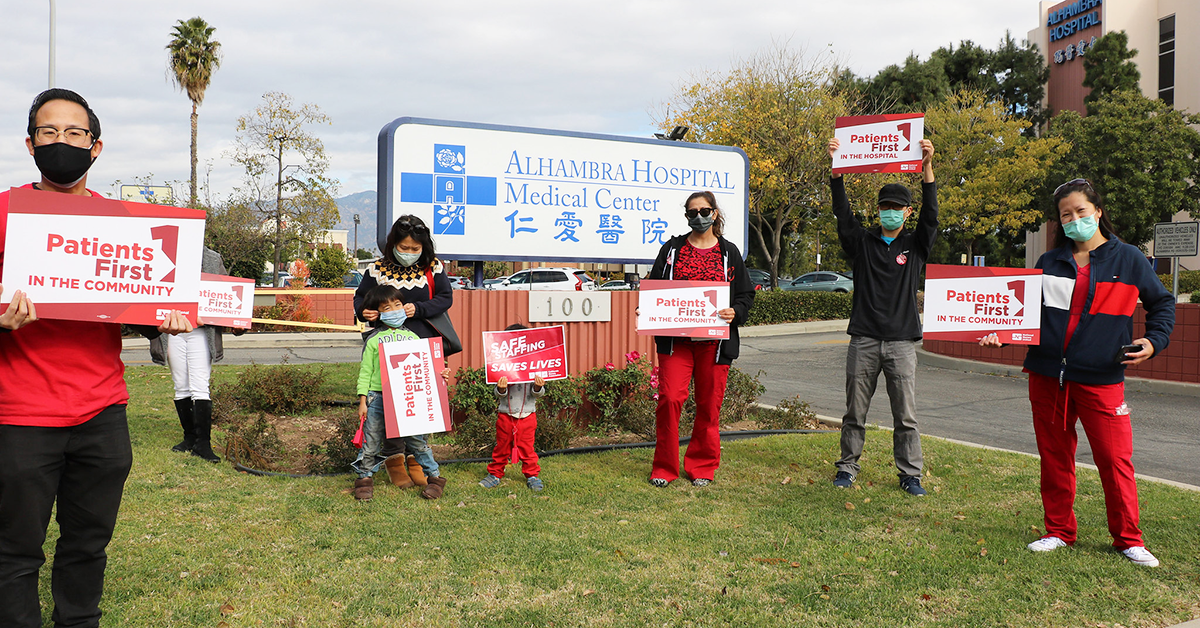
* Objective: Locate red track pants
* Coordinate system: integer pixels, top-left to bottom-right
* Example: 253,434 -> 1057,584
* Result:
652,341 -> 730,482
1028,372 -> 1144,549
487,412 -> 540,478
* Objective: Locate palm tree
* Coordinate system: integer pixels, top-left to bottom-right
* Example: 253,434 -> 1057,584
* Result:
167,17 -> 221,207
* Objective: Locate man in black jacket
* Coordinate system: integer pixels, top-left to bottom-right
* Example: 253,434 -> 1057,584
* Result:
826,137 -> 936,496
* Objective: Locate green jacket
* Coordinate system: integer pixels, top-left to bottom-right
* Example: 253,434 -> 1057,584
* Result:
357,326 -> 420,396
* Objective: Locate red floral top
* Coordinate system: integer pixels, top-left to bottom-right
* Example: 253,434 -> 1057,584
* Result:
674,241 -> 725,282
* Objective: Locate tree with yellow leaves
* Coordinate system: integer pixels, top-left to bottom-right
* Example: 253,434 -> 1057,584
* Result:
924,90 -> 1067,263
657,45 -> 855,284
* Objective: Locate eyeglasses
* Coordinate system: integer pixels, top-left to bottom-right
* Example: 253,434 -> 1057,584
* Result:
685,207 -> 715,219
32,126 -> 93,146
394,220 -> 429,235
1054,178 -> 1092,195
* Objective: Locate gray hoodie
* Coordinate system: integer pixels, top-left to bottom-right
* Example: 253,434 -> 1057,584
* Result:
495,381 -> 545,419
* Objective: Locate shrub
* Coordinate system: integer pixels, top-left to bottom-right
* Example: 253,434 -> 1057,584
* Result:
303,410 -> 361,474
1157,270 -> 1200,294
582,353 -> 656,436
745,290 -> 853,325
214,363 -> 329,414
754,395 -> 822,430
223,413 -> 284,469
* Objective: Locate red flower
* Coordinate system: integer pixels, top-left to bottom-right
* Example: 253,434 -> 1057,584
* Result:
604,362 -> 616,371
625,351 -> 641,364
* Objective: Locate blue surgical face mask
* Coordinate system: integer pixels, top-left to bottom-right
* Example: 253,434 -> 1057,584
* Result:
879,209 -> 906,231
1062,214 -> 1099,242
393,248 -> 421,267
380,308 -> 408,329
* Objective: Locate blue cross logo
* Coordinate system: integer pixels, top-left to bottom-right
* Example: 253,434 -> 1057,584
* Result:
399,144 -> 497,235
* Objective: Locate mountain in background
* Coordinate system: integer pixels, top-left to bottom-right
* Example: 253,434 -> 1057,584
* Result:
334,190 -> 378,254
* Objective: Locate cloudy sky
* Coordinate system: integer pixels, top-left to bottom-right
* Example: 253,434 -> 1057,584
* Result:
0,0 -> 1037,201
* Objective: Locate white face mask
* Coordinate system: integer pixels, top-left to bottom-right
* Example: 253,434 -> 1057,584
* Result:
393,248 -> 421,266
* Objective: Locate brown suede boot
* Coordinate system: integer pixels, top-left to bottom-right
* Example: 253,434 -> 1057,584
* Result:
406,454 -> 428,487
353,477 -> 374,501
384,454 -> 414,488
421,476 -> 446,500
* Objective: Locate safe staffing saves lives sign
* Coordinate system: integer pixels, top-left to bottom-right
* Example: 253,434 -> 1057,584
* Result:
831,114 -> 924,175
482,325 -> 568,385
379,336 -> 452,439
922,264 -> 1043,344
1,187 -> 204,326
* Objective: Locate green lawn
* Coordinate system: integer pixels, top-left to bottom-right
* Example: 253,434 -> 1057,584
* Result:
36,365 -> 1200,627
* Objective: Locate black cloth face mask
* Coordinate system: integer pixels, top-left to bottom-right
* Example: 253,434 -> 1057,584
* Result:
33,142 -> 95,187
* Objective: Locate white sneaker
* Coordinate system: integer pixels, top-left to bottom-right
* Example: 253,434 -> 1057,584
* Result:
1027,536 -> 1068,552
1121,546 -> 1160,567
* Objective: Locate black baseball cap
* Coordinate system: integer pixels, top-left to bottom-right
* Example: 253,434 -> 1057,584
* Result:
877,183 -> 912,207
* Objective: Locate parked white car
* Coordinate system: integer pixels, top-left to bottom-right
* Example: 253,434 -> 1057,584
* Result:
492,268 -> 597,291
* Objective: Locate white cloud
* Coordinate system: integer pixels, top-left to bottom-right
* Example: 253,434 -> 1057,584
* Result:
0,0 -> 1035,198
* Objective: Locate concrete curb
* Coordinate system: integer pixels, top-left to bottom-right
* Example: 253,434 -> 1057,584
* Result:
765,406 -> 1200,493
915,347 -> 1200,398
740,319 -> 849,337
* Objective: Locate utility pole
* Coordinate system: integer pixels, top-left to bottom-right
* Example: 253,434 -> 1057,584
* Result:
48,0 -> 56,88
274,137 -> 284,287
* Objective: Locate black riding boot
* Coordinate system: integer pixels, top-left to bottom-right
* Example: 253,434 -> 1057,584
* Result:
190,399 -> 221,463
171,397 -> 195,452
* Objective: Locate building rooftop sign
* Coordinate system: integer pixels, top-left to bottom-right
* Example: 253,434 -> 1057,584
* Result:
377,118 -> 749,264
1048,0 -> 1103,64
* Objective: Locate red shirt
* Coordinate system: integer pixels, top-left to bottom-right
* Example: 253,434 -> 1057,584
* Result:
1063,262 -> 1091,351
0,185 -> 130,427
674,241 -> 725,282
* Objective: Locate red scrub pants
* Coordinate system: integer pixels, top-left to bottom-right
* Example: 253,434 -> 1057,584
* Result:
652,341 -> 730,482
488,412 -> 540,478
1028,372 -> 1144,549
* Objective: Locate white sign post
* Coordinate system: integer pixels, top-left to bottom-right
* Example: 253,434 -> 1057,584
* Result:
378,118 -> 749,264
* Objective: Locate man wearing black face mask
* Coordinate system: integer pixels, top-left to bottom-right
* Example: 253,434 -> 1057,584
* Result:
0,88 -> 193,628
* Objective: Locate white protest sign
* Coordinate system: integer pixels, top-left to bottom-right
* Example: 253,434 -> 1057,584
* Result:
1,187 -> 204,326
832,114 -> 924,175
198,273 -> 254,329
636,279 -> 730,339
923,264 -> 1043,344
379,336 -> 452,438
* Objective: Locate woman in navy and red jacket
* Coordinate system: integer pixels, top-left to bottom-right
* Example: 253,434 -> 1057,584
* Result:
644,191 -> 756,488
983,179 -> 1175,567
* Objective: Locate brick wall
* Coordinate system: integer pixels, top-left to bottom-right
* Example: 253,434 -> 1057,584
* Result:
923,303 -> 1200,384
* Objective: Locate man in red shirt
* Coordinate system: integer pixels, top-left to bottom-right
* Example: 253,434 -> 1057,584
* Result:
0,88 -> 192,628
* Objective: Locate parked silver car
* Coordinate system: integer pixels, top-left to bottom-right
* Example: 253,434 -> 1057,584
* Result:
778,271 -> 854,293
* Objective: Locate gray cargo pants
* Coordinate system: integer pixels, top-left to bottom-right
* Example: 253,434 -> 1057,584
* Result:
836,336 -> 923,478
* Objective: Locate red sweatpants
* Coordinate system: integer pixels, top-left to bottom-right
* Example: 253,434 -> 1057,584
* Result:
1028,372 -> 1143,549
487,412 -> 540,478
652,341 -> 730,482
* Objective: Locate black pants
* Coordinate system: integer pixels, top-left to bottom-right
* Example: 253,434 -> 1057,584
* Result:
0,405 -> 133,628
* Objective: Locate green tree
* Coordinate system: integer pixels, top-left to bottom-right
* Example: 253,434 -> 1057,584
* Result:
203,200 -> 273,280
229,92 -> 339,287
166,17 -> 221,208
355,248 -> 376,260
992,32 -> 1050,130
658,45 -> 854,285
1082,31 -> 1140,114
307,245 -> 354,287
865,53 -> 951,114
925,90 -> 1068,261
1048,90 -> 1200,247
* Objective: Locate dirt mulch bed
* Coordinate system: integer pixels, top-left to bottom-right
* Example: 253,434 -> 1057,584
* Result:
222,410 -> 837,475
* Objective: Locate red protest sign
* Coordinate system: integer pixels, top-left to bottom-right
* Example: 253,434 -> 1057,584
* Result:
1,187 -> 205,326
482,325 -> 568,385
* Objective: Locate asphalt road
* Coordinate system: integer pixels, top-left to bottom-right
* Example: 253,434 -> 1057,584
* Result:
122,332 -> 1200,486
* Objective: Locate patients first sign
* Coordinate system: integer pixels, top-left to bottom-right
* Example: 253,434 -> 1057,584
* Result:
0,187 -> 204,326
832,114 -> 924,175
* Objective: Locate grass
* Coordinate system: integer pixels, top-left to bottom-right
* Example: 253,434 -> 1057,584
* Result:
33,364 -> 1200,627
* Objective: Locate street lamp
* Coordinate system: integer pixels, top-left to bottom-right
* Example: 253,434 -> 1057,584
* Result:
353,213 -> 360,261
654,125 -> 689,141
48,0 -> 55,88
